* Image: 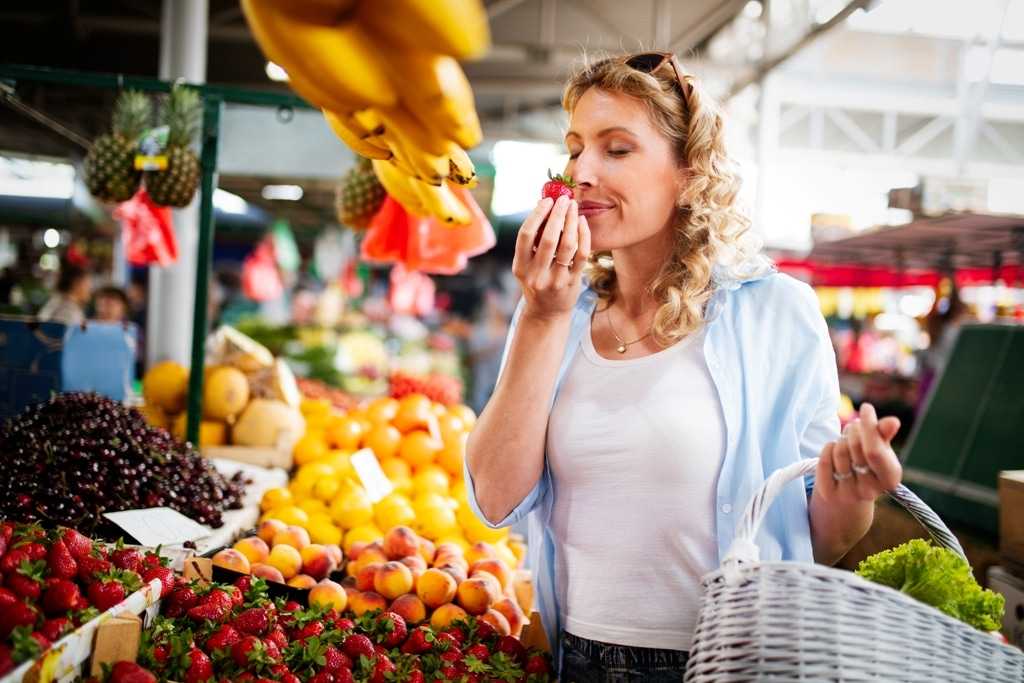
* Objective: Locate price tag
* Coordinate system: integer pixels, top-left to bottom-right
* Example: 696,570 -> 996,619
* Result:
103,507 -> 210,547
134,154 -> 168,171
350,448 -> 394,503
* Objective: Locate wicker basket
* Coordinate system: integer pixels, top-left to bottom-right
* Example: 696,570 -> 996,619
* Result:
685,457 -> 1024,682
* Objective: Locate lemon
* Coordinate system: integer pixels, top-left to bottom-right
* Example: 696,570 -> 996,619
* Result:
434,533 -> 469,553
260,486 -> 293,512
494,540 -> 519,569
293,433 -> 330,466
330,489 -> 374,529
450,480 -> 468,504
327,450 -> 353,476
300,397 -> 332,417
298,498 -> 329,516
267,505 -> 309,527
459,505 -> 508,544
308,518 -> 343,545
379,457 -> 412,482
374,496 -> 416,530
314,477 -> 341,502
344,524 -> 384,554
289,478 -> 314,500
415,502 -> 458,540
413,465 -> 450,496
296,462 -> 336,487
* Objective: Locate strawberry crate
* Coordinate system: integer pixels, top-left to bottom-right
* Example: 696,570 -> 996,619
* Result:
1,577 -> 164,683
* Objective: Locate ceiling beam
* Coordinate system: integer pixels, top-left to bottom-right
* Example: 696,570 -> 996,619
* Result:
669,0 -> 748,56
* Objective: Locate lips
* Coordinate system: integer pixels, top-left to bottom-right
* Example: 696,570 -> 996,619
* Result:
578,200 -> 613,217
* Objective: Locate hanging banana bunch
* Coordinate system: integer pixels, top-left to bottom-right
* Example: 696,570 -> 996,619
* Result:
241,0 -> 489,224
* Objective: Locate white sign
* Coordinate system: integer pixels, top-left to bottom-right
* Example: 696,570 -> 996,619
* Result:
103,507 -> 210,547
350,448 -> 394,503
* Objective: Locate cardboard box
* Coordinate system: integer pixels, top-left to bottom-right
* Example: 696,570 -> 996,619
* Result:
999,471 -> 1024,569
988,566 -> 1024,649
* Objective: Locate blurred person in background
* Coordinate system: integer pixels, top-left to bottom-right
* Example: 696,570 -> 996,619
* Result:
38,261 -> 91,325
93,285 -> 130,323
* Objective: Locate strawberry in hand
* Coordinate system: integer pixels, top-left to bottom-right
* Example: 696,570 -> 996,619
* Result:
541,170 -> 576,201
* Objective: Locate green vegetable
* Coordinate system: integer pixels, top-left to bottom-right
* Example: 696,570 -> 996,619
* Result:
855,538 -> 1004,632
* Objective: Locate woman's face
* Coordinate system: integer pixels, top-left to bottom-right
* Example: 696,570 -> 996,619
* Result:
564,88 -> 685,253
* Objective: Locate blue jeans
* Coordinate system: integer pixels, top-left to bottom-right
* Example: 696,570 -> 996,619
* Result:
560,632 -> 689,682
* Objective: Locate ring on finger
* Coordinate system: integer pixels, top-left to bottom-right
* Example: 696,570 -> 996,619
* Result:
853,464 -> 871,476
555,258 -> 573,267
832,470 -> 854,482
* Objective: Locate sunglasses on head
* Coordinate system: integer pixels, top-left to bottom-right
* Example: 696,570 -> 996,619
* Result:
623,51 -> 693,98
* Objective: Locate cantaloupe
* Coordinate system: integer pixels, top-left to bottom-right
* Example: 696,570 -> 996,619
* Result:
232,399 -> 305,450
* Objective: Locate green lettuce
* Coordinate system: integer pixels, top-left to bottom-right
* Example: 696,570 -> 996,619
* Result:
855,538 -> 1004,632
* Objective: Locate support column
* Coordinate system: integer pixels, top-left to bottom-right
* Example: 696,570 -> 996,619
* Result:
147,0 -> 208,366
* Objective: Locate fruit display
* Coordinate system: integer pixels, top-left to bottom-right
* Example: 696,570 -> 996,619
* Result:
297,379 -> 360,414
0,393 -> 244,535
83,90 -> 151,203
336,157 -> 387,230
240,0 -> 489,223
389,373 -> 462,407
144,84 -> 202,208
139,327 -> 306,453
0,521 -> 174,677
139,573 -> 553,682
212,527 -> 344,589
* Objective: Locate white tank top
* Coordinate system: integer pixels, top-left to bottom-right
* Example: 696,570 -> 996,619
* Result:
546,324 -> 726,651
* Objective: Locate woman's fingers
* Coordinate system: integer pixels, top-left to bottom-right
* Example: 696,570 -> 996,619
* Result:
552,201 -> 579,286
512,197 -> 553,278
532,196 -> 571,270
570,215 -> 591,277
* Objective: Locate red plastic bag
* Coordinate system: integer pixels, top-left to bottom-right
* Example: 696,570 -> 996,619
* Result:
389,263 -> 436,317
115,188 -> 178,266
242,240 -> 284,301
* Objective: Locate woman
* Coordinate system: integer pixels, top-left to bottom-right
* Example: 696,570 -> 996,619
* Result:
465,52 -> 903,681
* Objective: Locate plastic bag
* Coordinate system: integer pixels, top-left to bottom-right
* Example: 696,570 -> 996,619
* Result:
242,240 -> 284,302
115,188 -> 178,266
389,264 -> 436,317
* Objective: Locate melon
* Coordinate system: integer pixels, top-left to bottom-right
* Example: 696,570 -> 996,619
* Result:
232,399 -> 305,450
204,366 -> 250,420
142,360 -> 189,413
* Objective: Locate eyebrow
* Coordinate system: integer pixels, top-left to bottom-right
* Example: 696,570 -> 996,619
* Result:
564,126 -> 638,142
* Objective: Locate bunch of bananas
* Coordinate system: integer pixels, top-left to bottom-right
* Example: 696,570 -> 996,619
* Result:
241,0 -> 489,224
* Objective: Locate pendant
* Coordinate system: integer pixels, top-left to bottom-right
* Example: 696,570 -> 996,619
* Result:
616,344 -> 627,354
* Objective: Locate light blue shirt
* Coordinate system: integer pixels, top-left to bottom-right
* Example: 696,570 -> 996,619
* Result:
464,261 -> 841,666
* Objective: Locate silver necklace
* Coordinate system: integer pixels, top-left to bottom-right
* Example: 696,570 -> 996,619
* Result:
605,308 -> 652,354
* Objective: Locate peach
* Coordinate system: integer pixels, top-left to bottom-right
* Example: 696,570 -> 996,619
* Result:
272,525 -> 311,550
356,563 -> 383,592
480,608 -> 511,636
358,544 -> 389,568
257,519 -> 287,545
465,542 -> 498,567
251,563 -> 286,584
418,538 -> 436,565
300,544 -> 336,581
470,559 -> 512,591
309,579 -> 348,613
416,568 -> 458,609
456,576 -> 498,616
267,544 -> 303,580
400,555 -> 427,573
492,597 -> 528,638
325,544 -> 343,567
383,526 -> 420,560
343,582 -> 359,601
430,603 -> 468,630
390,594 -> 427,625
233,536 -> 270,565
288,574 -> 317,589
436,562 -> 468,585
347,541 -> 369,562
212,549 -> 251,574
349,590 -> 388,616
374,561 -> 414,600
433,542 -> 464,562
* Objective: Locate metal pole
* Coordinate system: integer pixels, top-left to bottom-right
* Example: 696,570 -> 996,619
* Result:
186,96 -> 222,445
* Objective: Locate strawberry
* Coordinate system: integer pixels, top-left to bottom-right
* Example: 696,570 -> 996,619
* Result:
295,620 -> 325,642
228,586 -> 243,608
111,546 -> 143,574
20,542 -> 46,561
406,670 -> 424,683
88,577 -> 127,612
439,665 -> 462,680
108,661 -> 157,683
334,670 -> 354,683
333,616 -> 355,632
265,626 -> 288,651
496,635 -> 527,665
184,648 -> 213,683
0,589 -> 16,611
187,589 -> 232,622
433,631 -> 460,652
440,628 -> 464,647
231,635 -> 279,670
164,586 -> 198,617
143,566 -> 175,599
541,170 -> 575,201
342,633 -> 375,661
42,579 -> 82,615
9,560 -> 45,600
308,672 -> 334,683
233,607 -> 270,636
524,652 -> 552,675
466,643 -> 490,661
474,620 -> 497,642
204,624 -> 241,653
279,675 -> 301,683
8,626 -> 45,664
142,551 -> 165,569
0,534 -> 6,563
40,617 -> 71,642
401,626 -> 433,655
269,663 -> 292,679
370,654 -> 395,683
261,638 -> 282,662
77,555 -> 112,584
234,575 -> 252,594
0,644 -> 13,676
59,529 -> 93,561
440,647 -> 463,665
46,539 -> 78,580
323,645 -> 352,674
375,611 -> 406,648
0,548 -> 29,575
283,600 -> 303,613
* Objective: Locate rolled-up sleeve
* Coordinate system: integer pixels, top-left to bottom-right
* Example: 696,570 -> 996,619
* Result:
463,297 -> 547,528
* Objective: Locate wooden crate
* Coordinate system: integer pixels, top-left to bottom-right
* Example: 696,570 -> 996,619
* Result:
202,445 -> 292,470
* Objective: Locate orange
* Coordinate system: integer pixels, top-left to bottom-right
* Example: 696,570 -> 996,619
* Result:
363,423 -> 402,460
379,457 -> 412,482
393,394 -> 434,433
438,413 -> 466,445
413,464 -> 451,496
365,397 -> 399,425
448,404 -> 477,430
293,433 -> 329,466
260,486 -> 293,512
399,430 -> 441,469
326,415 -> 365,450
436,432 -> 467,478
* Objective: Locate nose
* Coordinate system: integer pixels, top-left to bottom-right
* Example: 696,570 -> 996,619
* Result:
566,150 -> 596,191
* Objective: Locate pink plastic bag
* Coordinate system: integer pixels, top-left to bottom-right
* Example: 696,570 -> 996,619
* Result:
115,189 -> 179,266
242,240 -> 284,301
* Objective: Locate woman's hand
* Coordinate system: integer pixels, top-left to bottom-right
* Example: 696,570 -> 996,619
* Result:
512,195 -> 591,322
814,402 -> 902,505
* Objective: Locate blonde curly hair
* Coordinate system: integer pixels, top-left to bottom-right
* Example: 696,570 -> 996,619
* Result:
563,53 -> 763,346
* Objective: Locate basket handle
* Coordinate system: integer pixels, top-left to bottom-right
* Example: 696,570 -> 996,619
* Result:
721,457 -> 967,573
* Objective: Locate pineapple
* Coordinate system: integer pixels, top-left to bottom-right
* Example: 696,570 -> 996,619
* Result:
335,156 -> 386,229
84,91 -> 151,203
145,84 -> 201,208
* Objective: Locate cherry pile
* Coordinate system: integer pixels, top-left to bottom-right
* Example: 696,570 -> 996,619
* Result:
0,393 -> 246,536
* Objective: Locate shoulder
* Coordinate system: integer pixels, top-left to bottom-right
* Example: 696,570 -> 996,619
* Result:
729,272 -> 825,334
